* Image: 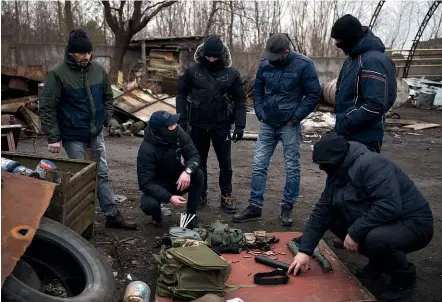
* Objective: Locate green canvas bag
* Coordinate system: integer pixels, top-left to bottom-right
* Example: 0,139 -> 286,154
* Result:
154,244 -> 232,300
195,221 -> 246,248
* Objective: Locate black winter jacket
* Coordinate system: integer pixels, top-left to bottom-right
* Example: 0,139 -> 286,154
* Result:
335,28 -> 397,145
299,142 -> 433,255
136,124 -> 200,203
176,42 -> 246,131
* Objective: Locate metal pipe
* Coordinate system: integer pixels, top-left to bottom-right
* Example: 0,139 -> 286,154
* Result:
392,58 -> 442,61
396,64 -> 442,68
385,48 -> 442,52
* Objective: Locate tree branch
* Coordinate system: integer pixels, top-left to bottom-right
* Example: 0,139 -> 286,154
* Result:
136,1 -> 177,33
102,1 -> 118,33
118,1 -> 126,27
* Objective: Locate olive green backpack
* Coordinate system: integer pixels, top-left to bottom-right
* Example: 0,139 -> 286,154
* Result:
154,243 -> 236,300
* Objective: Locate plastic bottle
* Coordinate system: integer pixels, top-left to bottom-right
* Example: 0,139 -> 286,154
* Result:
1,157 -> 20,172
123,281 -> 151,302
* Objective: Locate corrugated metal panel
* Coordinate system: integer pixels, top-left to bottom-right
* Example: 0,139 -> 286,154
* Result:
112,86 -> 176,122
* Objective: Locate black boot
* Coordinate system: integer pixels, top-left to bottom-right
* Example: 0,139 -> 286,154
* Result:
221,194 -> 237,214
280,203 -> 293,227
105,210 -> 138,230
381,263 -> 417,301
232,204 -> 262,223
355,261 -> 383,279
185,216 -> 199,230
197,192 -> 208,210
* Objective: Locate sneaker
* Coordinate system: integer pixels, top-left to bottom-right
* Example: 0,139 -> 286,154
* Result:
221,194 -> 237,214
232,204 -> 262,223
280,203 -> 293,227
105,210 -> 138,230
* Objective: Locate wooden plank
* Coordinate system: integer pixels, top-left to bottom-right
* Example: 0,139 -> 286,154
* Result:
130,89 -> 157,104
19,106 -> 42,134
385,118 -> 420,126
403,123 -> 441,131
133,102 -> 176,122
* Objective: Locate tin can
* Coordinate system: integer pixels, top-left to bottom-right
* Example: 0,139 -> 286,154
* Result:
12,166 -> 41,179
123,281 -> 150,302
35,159 -> 57,180
1,157 -> 20,172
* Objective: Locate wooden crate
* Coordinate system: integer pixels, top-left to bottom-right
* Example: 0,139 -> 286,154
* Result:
1,151 -> 99,238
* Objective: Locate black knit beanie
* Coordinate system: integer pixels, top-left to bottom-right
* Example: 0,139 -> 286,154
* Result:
67,29 -> 93,53
203,36 -> 224,57
331,14 -> 365,54
313,132 -> 350,165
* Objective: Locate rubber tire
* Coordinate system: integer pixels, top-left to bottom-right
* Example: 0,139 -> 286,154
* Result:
2,217 -> 115,302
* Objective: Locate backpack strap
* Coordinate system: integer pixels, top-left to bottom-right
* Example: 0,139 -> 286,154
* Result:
224,283 -> 257,293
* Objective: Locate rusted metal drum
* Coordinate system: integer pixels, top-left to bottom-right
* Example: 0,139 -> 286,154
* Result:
322,77 -> 410,108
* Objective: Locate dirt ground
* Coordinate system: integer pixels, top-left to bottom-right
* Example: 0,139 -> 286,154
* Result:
16,107 -> 442,302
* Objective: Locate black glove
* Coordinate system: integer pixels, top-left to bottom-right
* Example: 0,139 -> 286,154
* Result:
232,127 -> 244,142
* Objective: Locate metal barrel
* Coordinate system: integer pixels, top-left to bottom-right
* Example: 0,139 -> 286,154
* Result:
321,77 -> 410,109
416,88 -> 436,109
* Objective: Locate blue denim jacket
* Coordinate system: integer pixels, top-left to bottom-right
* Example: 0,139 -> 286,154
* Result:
253,51 -> 321,128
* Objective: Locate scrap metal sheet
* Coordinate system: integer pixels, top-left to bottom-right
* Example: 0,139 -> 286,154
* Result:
1,171 -> 56,286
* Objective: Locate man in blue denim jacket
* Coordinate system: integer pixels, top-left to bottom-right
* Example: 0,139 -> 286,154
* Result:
233,34 -> 321,226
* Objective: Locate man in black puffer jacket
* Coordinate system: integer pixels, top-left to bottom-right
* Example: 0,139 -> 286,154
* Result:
137,110 -> 204,229
332,15 -> 397,153
176,35 -> 246,214
288,133 -> 433,301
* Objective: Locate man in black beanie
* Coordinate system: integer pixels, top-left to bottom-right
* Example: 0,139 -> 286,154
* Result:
40,29 -> 136,230
288,132 -> 433,301
331,14 -> 397,153
176,35 -> 246,214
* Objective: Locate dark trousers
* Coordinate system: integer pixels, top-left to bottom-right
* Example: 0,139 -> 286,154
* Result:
365,141 -> 382,153
190,126 -> 232,196
329,216 -> 433,275
139,168 -> 204,219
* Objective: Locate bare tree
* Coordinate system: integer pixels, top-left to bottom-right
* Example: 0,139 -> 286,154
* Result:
101,0 -> 177,80
65,1 -> 74,34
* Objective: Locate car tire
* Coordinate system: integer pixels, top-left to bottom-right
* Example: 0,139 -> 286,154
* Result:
2,217 -> 115,302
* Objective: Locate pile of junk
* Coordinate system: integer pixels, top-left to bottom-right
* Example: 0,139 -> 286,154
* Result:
1,151 -> 119,301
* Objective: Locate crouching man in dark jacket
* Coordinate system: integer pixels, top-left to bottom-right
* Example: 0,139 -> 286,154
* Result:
137,110 -> 204,229
288,133 -> 433,301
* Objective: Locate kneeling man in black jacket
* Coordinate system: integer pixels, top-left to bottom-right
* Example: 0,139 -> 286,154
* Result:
137,110 -> 204,229
289,132 -> 433,301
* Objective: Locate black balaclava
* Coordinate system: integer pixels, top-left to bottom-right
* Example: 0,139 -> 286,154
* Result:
312,132 -> 350,175
202,36 -> 224,70
67,29 -> 93,53
153,126 -> 179,143
331,14 -> 365,55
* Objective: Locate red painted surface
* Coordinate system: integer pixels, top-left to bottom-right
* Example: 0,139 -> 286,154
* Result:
155,232 -> 377,302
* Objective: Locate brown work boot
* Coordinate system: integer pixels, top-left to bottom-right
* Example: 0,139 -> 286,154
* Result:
220,194 -> 237,214
105,210 -> 137,230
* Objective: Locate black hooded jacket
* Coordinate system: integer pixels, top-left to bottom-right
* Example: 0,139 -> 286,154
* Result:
136,124 -> 200,203
176,42 -> 246,131
299,142 -> 433,255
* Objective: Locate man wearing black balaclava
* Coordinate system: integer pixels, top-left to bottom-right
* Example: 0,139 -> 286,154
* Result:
331,14 -> 397,153
288,132 -> 433,301
176,35 -> 246,214
137,110 -> 204,229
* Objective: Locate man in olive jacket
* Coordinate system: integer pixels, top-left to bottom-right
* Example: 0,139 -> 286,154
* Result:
39,29 -> 136,230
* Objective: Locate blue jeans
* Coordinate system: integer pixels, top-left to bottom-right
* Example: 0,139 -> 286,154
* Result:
249,122 -> 301,208
63,131 -> 117,217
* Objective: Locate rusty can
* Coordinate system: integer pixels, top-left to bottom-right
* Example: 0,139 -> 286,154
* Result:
35,159 -> 57,180
123,281 -> 150,302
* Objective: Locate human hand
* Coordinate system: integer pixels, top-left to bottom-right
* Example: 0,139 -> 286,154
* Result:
169,195 -> 187,207
48,142 -> 61,153
177,171 -> 191,191
288,252 -> 311,276
344,234 -> 359,252
287,120 -> 295,126
232,127 -> 244,142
